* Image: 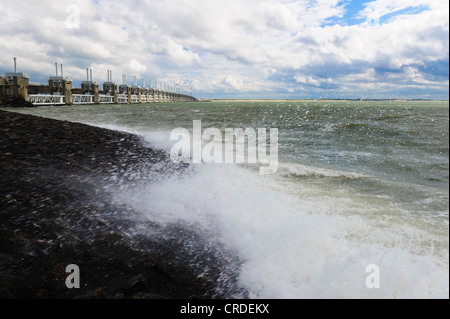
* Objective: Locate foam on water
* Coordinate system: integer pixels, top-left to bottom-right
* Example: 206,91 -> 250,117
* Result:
94,117 -> 449,299
94,123 -> 176,151
115,162 -> 449,299
277,161 -> 368,179
7,101 -> 448,298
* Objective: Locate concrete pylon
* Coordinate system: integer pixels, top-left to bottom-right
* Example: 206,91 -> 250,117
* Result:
49,77 -> 73,105
3,73 -> 30,101
103,82 -> 118,104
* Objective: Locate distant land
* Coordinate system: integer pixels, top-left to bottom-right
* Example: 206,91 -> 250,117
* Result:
205,99 -> 449,102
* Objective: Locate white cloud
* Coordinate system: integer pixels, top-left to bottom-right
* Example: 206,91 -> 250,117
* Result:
294,75 -> 321,86
357,0 -> 432,21
223,76 -> 244,91
127,59 -> 147,75
162,38 -> 200,66
0,0 -> 448,98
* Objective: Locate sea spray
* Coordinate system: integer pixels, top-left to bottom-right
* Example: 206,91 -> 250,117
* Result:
7,100 -> 449,298
169,120 -> 279,174
115,163 -> 449,298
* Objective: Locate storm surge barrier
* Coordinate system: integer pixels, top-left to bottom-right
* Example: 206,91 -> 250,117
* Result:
1,61 -> 197,106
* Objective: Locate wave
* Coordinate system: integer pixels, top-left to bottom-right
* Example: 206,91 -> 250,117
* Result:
82,121 -> 449,299
318,122 -> 368,132
110,162 -> 449,299
93,123 -> 175,151
277,162 -> 368,179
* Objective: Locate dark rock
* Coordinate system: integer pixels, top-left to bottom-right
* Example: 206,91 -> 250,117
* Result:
0,109 -> 246,299
0,96 -> 35,108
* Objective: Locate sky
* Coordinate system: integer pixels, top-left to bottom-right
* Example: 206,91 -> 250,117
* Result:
0,0 -> 448,99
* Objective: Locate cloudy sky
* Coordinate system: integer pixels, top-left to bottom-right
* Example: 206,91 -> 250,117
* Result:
0,0 -> 448,99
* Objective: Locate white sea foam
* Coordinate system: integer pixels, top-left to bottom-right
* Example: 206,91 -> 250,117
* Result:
116,162 -> 449,299
94,123 -> 176,151
12,103 -> 448,299
277,162 -> 368,179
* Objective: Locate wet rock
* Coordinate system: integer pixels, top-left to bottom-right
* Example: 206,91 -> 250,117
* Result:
0,110 -> 245,299
0,96 -> 35,108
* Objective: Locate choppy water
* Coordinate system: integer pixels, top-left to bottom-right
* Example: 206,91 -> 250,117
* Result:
6,100 -> 449,298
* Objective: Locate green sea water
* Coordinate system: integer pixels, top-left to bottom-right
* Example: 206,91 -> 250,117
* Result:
5,100 -> 449,298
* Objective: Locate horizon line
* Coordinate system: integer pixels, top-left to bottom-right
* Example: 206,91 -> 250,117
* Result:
205,98 -> 449,102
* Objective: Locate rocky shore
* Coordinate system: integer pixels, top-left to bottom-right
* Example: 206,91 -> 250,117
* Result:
0,96 -> 35,108
0,110 -> 244,299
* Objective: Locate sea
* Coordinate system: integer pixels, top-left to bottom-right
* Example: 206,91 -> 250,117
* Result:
7,100 -> 449,299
